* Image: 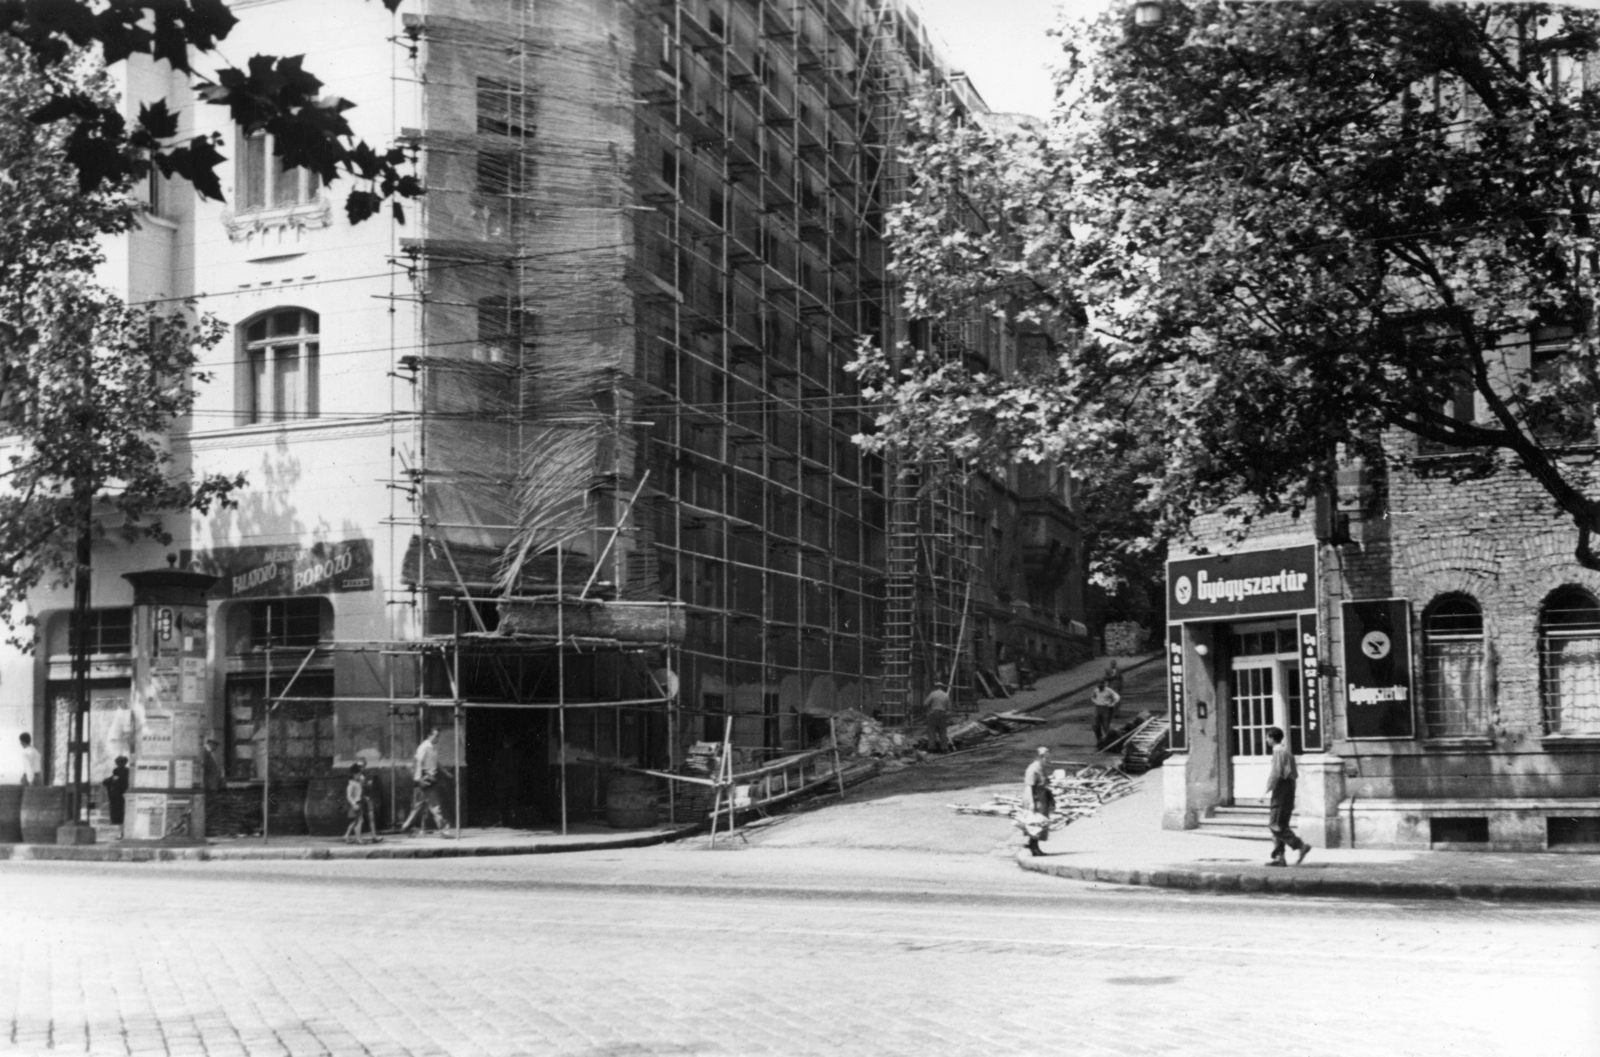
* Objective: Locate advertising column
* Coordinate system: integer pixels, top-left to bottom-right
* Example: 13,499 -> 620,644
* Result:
123,569 -> 217,842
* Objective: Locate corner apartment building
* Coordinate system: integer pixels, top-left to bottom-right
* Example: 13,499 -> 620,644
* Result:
1163,361 -> 1600,850
0,0 -> 1084,831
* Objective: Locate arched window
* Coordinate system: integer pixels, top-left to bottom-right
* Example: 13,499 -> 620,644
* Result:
242,309 -> 319,424
1421,595 -> 1485,737
1539,587 -> 1600,735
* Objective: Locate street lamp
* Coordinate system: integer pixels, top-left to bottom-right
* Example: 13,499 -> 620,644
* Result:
1133,1 -> 1165,26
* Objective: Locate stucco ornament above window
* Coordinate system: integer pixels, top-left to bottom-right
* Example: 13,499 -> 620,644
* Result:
221,194 -> 333,245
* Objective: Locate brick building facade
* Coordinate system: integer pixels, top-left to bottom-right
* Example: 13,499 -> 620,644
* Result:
1163,434 -> 1600,851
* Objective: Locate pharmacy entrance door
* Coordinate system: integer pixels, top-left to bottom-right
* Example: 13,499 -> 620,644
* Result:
1228,621 -> 1301,805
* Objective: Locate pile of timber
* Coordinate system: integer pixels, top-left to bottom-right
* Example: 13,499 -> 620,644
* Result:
949,763 -> 1138,835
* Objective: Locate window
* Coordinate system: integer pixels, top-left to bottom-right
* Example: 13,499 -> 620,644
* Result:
476,77 -> 532,139
1422,595 -> 1486,737
476,296 -> 535,363
1540,587 -> 1600,735
66,608 -> 133,656
1528,326 -> 1593,442
246,598 -> 326,650
238,131 -> 319,210
242,309 -> 319,424
146,169 -> 165,217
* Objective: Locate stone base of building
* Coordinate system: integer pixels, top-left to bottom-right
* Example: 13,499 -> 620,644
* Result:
1334,797 -> 1600,851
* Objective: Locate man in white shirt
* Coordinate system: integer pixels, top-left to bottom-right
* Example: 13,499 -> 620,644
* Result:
922,684 -> 952,753
1091,680 -> 1121,748
1020,746 -> 1053,857
1265,726 -> 1310,867
18,733 -> 42,786
399,728 -> 453,837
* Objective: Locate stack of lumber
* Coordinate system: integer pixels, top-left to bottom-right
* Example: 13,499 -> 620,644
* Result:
949,763 -> 1138,835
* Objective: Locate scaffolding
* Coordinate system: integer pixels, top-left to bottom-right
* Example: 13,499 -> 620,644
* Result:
301,0 -> 993,833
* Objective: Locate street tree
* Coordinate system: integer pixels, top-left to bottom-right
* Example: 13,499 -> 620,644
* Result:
855,1 -> 1600,568
0,42 -> 243,639
3,0 -> 420,223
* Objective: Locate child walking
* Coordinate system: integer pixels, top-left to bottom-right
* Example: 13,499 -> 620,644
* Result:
343,762 -> 373,844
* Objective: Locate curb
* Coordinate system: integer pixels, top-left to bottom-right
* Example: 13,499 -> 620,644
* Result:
1015,852 -> 1600,904
0,824 -> 702,864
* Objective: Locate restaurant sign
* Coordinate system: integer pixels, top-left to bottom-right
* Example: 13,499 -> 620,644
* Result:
181,539 -> 375,599
1167,545 -> 1317,621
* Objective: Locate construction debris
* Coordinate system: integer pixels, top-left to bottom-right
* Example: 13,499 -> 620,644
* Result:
949,764 -> 1139,838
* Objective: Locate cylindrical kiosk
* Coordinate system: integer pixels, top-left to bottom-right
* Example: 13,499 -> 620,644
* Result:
122,569 -> 217,843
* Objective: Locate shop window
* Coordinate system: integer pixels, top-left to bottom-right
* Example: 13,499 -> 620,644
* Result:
241,309 -> 319,424
1422,594 -> 1486,737
225,671 -> 335,781
238,130 -> 319,211
1540,587 -> 1600,735
243,597 -> 327,651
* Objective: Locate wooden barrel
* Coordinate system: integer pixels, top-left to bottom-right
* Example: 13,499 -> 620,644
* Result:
303,776 -> 352,837
0,785 -> 22,843
20,786 -> 67,844
605,772 -> 659,829
264,779 -> 308,837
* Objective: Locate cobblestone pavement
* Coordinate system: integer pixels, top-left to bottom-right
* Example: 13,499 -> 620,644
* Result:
3,859 -> 1596,1057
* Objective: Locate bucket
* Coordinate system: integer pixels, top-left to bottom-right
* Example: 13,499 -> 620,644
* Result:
264,779 -> 308,836
20,785 -> 68,844
303,776 -> 352,837
0,786 -> 22,843
605,771 -> 659,829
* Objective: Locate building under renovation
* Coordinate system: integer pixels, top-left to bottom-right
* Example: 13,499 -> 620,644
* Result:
0,0 -> 1085,834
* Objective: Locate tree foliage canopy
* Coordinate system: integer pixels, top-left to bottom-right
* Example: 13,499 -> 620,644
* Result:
3,0 -> 420,223
0,40 -> 242,637
855,1 -> 1600,566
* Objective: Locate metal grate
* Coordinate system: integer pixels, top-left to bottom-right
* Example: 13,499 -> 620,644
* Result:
1422,595 -> 1486,737
1540,588 -> 1600,735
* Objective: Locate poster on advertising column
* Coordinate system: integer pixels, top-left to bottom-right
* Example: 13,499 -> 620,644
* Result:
1341,599 -> 1415,739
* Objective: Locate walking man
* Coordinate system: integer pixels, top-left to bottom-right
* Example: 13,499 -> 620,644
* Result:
1265,726 -> 1310,867
399,727 -> 454,837
1090,679 -> 1121,748
1021,746 -> 1053,857
922,683 -> 952,753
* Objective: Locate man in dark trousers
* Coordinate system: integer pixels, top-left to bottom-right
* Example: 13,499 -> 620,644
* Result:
1265,726 -> 1311,867
922,683 -> 952,753
102,756 -> 130,836
1021,746 -> 1053,856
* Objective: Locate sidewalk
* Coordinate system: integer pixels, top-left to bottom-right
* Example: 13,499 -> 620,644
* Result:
976,650 -> 1162,718
1017,772 -> 1600,902
0,821 -> 699,863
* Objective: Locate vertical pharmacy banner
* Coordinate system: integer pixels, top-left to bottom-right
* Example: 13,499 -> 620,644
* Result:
1298,612 -> 1324,752
1166,625 -> 1186,751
